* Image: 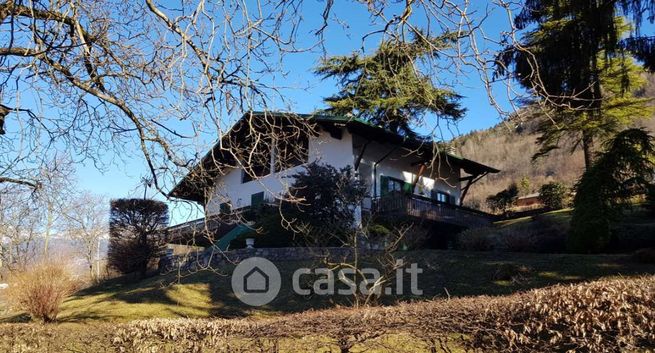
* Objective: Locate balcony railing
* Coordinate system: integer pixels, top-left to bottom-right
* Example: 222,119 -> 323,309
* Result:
369,193 -> 495,228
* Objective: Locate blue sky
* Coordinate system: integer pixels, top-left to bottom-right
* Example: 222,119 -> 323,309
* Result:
74,1 -> 518,223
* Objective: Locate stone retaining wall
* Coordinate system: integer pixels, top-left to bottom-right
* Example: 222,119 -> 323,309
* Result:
159,247 -> 378,273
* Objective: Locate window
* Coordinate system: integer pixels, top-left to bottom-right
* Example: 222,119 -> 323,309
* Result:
380,176 -> 412,196
219,202 -> 231,214
251,192 -> 265,208
241,161 -> 271,183
431,190 -> 450,204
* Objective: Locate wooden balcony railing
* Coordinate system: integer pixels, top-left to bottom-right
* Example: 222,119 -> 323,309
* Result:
370,193 -> 495,228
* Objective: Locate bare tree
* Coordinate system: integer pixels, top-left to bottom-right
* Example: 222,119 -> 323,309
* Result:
0,0 -> 325,192
0,0 -> 525,194
63,192 -> 107,280
0,185 -> 41,274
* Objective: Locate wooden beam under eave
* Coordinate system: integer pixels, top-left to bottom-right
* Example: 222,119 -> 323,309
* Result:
411,163 -> 427,193
459,172 -> 488,206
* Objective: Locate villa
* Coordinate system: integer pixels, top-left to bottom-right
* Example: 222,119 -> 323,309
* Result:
168,111 -> 499,249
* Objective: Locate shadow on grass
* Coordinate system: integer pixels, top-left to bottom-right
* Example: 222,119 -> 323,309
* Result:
19,250 -> 654,323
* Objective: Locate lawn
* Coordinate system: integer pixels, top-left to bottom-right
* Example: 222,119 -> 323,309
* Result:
2,249 -> 650,323
494,208 -> 573,228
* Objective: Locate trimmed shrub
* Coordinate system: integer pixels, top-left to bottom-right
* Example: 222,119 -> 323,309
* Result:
110,276 -> 655,353
538,182 -> 568,210
4,261 -> 78,323
108,199 -> 169,278
476,276 -> 655,352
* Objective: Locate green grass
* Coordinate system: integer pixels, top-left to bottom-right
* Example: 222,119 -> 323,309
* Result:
494,208 -> 572,228
2,250 -> 651,323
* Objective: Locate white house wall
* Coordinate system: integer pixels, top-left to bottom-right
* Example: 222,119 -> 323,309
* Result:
353,136 -> 461,208
205,128 -> 354,215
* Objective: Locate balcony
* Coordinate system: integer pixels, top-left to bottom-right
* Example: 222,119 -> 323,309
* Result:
369,193 -> 495,228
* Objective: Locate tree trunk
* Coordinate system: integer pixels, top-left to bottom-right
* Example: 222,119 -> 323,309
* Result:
582,130 -> 594,169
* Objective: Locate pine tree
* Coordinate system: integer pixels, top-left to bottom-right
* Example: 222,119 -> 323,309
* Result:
533,54 -> 654,160
497,1 -> 655,168
569,128 -> 655,252
315,33 -> 464,138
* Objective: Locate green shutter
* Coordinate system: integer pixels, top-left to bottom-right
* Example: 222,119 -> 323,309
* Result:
380,176 -> 389,196
251,192 -> 264,207
403,182 -> 413,194
430,190 -> 438,200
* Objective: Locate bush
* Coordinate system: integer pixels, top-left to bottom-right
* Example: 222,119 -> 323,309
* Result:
486,183 -> 518,215
647,185 -> 655,216
111,276 -> 655,353
492,263 -> 532,282
498,227 -> 537,252
538,182 -> 568,210
287,162 -> 367,246
456,228 -> 495,251
456,215 -> 568,253
611,223 -> 655,252
631,248 -> 655,264
477,276 -> 655,352
4,261 -> 78,323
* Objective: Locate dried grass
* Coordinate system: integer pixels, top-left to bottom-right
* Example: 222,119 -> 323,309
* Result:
110,276 -> 655,352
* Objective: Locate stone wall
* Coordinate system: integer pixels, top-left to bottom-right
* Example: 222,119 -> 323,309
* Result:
159,247 -> 378,273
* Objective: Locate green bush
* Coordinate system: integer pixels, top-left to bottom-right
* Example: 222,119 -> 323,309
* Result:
486,183 -> 519,214
230,207 -> 298,249
538,182 -> 568,210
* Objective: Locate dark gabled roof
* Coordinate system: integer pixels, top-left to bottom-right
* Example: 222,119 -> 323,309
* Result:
169,111 -> 499,203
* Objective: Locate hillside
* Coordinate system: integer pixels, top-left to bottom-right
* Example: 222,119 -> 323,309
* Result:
455,75 -> 655,210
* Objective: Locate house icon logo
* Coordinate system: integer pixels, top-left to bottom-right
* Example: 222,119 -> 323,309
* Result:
243,267 -> 269,293
231,257 -> 281,306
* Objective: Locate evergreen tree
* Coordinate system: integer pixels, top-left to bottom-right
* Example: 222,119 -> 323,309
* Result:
569,128 -> 655,253
108,199 -> 169,278
315,33 -> 464,138
497,1 -> 655,168
533,55 -> 653,160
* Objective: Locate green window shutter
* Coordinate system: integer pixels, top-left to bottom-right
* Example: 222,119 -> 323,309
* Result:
219,202 -> 231,214
402,182 -> 413,194
251,192 -> 264,207
430,190 -> 439,200
380,176 -> 389,196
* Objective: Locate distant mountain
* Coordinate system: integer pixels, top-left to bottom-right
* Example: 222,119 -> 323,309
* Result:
454,75 -> 655,210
